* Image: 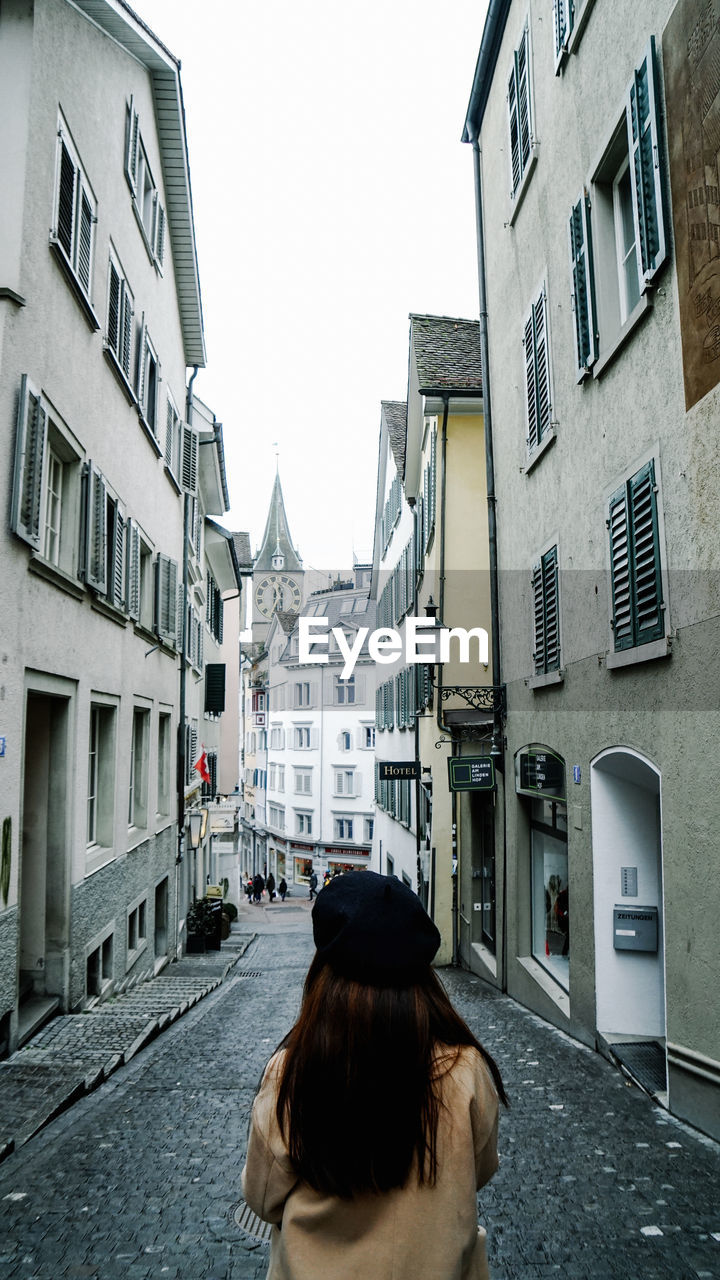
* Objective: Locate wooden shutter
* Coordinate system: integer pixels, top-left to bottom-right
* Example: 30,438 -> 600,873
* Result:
12,376 -> 48,550
508,60 -> 521,195
542,547 -> 560,671
121,287 -> 133,377
524,310 -> 539,451
626,38 -> 667,286
181,425 -> 198,495
126,519 -> 140,621
516,25 -> 531,175
531,561 -> 545,674
608,485 -> 633,650
109,500 -> 125,609
524,290 -> 551,450
553,0 -> 572,64
628,461 -> 664,645
155,554 -> 178,644
569,193 -> 598,376
137,317 -> 147,405
57,139 -> 75,259
84,462 -> 107,592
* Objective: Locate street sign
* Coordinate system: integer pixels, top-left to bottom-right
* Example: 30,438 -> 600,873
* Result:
447,756 -> 495,792
378,760 -> 421,781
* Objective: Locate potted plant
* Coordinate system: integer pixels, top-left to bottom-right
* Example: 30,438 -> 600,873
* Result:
185,899 -> 216,953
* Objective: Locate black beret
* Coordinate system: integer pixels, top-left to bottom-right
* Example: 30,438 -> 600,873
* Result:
312,871 -> 441,984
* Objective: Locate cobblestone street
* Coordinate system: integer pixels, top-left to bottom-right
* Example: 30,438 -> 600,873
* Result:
0,897 -> 719,1280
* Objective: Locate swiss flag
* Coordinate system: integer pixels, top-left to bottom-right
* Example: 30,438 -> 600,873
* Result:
193,749 -> 211,785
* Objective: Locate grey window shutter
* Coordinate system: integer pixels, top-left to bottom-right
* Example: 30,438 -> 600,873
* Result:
137,317 -> 147,405
534,290 -> 551,441
375,685 -> 383,730
155,203 -> 166,267
165,398 -> 175,468
108,262 -> 120,356
524,310 -> 539,451
12,376 -> 48,550
176,580 -> 184,652
626,37 -> 667,286
181,425 -> 198,495
77,188 -> 93,293
84,462 -> 108,592
155,554 -> 178,644
553,0 -> 573,64
57,140 -> 75,259
569,192 -> 598,376
516,26 -> 531,174
628,461 -> 664,645
121,289 -> 133,378
205,663 -> 226,714
126,518 -> 140,621
508,61 -> 521,195
531,561 -> 544,673
216,588 -> 224,643
125,99 -> 139,191
110,501 -> 126,609
608,485 -> 633,650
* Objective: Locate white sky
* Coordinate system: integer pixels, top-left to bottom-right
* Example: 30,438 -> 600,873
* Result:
136,0 -> 488,570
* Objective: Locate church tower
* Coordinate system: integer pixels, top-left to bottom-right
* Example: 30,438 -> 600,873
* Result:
251,471 -> 304,640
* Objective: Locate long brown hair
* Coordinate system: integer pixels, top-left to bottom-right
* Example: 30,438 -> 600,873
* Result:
274,954 -> 507,1198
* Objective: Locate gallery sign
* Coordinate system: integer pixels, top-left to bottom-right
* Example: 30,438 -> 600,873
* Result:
447,756 -> 495,792
515,748 -> 565,799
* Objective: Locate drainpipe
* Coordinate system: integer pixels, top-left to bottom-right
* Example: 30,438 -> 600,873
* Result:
435,394 -> 451,737
174,364 -> 199,956
407,498 -> 423,898
467,124 -> 507,991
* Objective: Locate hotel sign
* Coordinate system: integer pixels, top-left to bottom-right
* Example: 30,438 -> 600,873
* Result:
378,760 -> 420,781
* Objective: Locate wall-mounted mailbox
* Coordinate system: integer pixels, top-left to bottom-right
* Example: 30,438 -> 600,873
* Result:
613,906 -> 658,953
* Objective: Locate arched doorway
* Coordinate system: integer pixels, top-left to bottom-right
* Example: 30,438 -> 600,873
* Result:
591,749 -> 666,1092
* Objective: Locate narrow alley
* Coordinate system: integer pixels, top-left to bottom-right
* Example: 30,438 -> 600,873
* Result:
0,900 -> 719,1280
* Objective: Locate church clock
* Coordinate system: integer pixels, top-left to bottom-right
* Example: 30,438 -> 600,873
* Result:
254,574 -> 302,618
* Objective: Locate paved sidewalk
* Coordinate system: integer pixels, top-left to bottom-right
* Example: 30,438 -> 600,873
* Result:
0,926 -> 255,1163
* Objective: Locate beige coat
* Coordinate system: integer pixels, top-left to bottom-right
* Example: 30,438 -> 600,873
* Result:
241,1045 -> 499,1280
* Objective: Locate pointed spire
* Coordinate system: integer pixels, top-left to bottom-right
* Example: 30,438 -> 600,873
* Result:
254,471 -> 303,573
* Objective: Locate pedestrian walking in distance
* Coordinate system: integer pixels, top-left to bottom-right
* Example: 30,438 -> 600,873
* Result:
308,870 -> 318,901
252,873 -> 264,904
266,872 -> 276,903
278,877 -> 288,902
242,870 -> 507,1279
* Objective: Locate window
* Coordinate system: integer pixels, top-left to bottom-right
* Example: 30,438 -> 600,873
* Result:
87,703 -> 116,848
86,932 -> 113,999
364,817 -> 374,843
507,20 -> 534,200
11,377 -> 83,577
106,252 -> 134,386
553,0 -> 595,67
125,99 -> 166,269
531,546 -> 560,675
165,394 -> 181,476
201,750 -> 218,801
270,724 -> 285,750
269,763 -> 285,792
363,726 -> 376,750
335,675 -> 355,705
339,731 -> 352,752
296,812 -> 313,835
568,192 -> 598,379
334,817 -> 354,841
157,712 -> 171,817
586,40 -> 668,366
126,527 -> 154,631
294,726 -> 312,750
128,707 -> 150,829
294,681 -> 312,708
531,798 -> 569,990
137,323 -> 159,439
294,767 -> 312,795
127,897 -> 147,963
523,285 -> 553,454
52,115 -> 96,303
206,572 -> 224,644
334,769 -> 357,798
608,460 -> 665,652
268,803 -> 285,830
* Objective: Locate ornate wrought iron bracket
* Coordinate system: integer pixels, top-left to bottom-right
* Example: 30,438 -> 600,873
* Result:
432,683 -> 506,716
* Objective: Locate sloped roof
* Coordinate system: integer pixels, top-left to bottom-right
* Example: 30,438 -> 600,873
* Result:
381,400 -> 407,477
72,0 -> 205,365
410,314 -> 482,393
232,532 -> 253,573
276,610 -> 299,635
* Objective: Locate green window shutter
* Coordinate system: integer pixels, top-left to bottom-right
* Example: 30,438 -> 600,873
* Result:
531,560 -> 545,674
216,587 -> 224,644
569,192 -> 598,376
126,519 -> 140,621
542,546 -> 560,671
507,61 -> 521,194
204,662 -> 226,716
57,139 -> 76,260
524,310 -> 539,451
608,485 -> 634,650
626,37 -> 667,286
516,25 -> 531,175
628,461 -> 664,645
12,376 -> 48,550
125,99 -> 139,192
84,462 -> 107,593
553,0 -> 572,62
165,398 -> 175,468
525,290 -> 551,450
121,287 -> 133,378
375,685 -> 383,730
155,203 -> 165,268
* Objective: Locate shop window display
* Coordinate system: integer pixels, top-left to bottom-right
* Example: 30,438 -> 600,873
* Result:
530,799 -> 569,989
